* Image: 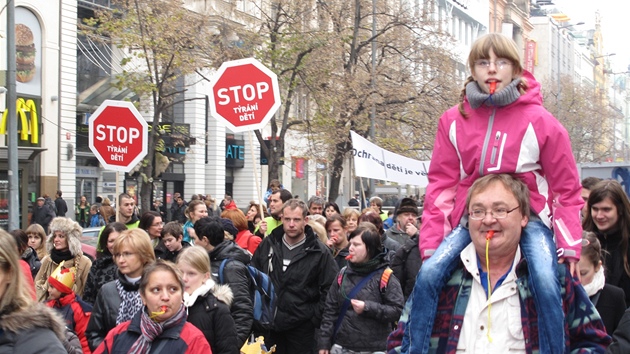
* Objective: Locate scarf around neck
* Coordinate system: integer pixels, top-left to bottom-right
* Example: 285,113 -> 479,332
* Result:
466,78 -> 522,109
348,254 -> 383,275
128,304 -> 188,354
183,278 -> 215,307
115,278 -> 143,325
583,266 -> 606,297
50,248 -> 74,264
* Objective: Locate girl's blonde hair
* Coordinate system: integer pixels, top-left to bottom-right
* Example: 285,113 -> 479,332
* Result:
176,246 -> 211,274
458,33 -> 528,117
0,230 -> 32,312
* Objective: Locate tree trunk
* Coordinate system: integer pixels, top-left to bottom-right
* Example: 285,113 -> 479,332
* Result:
328,138 -> 351,202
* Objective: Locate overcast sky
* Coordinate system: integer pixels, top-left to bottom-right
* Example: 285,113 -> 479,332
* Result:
552,0 -> 630,72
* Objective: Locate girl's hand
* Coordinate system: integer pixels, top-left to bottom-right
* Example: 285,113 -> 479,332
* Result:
558,257 -> 580,281
351,299 -> 365,314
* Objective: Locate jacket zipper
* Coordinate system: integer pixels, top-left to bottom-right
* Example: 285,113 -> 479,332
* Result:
478,108 -> 497,176
490,131 -> 501,165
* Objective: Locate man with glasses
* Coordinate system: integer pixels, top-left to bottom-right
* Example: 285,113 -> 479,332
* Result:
388,174 -> 610,353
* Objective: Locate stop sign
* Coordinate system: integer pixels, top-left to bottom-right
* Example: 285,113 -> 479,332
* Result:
209,58 -> 281,132
88,100 -> 148,173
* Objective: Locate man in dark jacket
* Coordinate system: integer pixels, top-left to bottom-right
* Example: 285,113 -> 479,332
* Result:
251,199 -> 339,354
194,216 -> 253,348
54,190 -> 68,217
390,234 -> 422,302
171,195 -> 187,224
31,197 -> 55,233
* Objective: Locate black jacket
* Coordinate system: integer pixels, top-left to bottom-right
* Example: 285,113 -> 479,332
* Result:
591,284 -> 626,336
0,303 -> 67,354
251,225 -> 339,332
82,255 -> 118,305
21,246 -> 41,280
55,197 -> 68,217
31,204 -> 54,232
85,272 -> 139,351
317,259 -> 404,352
171,203 -> 187,224
186,282 -> 238,354
607,307 -> 630,354
596,229 -> 630,307
390,234 -> 422,301
209,240 -> 253,348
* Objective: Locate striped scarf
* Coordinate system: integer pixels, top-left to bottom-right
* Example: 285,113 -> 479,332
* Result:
128,303 -> 187,354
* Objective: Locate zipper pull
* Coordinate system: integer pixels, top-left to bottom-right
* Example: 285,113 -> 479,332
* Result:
493,131 -> 501,146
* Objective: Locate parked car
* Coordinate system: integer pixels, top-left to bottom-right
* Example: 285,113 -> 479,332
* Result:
81,226 -> 101,261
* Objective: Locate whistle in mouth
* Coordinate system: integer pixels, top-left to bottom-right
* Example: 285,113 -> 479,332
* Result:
486,230 -> 495,240
345,255 -> 353,260
150,305 -> 168,320
489,81 -> 497,94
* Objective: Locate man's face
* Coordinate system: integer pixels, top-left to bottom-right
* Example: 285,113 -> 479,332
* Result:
163,233 -> 183,252
396,212 -> 417,229
468,181 -> 527,260
37,200 -> 44,207
370,201 -> 380,212
119,197 -> 135,218
177,197 -> 184,206
309,203 -> 323,216
282,207 -> 307,239
269,192 -> 284,217
581,188 -> 591,218
591,197 -> 619,232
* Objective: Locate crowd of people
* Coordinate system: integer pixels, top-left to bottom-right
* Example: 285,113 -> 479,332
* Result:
7,33 -> 630,354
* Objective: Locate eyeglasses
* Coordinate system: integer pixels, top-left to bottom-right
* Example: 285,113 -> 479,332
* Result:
113,252 -> 137,259
474,58 -> 512,70
469,206 -> 520,220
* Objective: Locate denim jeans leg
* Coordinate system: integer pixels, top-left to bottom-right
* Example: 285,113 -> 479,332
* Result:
521,220 -> 564,354
404,225 -> 471,354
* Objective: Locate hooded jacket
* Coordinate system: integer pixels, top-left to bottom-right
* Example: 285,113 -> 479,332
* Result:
0,302 -> 67,354
420,71 -> 583,261
46,292 -> 93,354
185,279 -> 237,354
251,224 -> 339,332
209,240 -> 253,348
35,217 -> 92,302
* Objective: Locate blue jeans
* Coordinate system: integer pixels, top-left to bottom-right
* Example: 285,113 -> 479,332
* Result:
403,220 -> 563,353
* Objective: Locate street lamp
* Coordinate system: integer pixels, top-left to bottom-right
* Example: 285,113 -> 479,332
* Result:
593,53 -> 616,66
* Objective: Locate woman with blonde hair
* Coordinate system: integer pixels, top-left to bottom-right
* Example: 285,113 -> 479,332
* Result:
26,223 -> 48,261
177,246 -> 237,354
34,217 -> 92,302
0,229 -> 68,353
86,228 -> 156,351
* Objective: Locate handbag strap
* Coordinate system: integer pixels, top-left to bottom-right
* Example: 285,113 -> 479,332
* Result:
332,269 -> 379,339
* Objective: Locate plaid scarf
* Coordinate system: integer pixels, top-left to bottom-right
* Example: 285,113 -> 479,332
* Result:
128,303 -> 187,354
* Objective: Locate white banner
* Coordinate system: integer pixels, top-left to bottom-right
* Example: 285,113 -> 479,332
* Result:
350,131 -> 430,187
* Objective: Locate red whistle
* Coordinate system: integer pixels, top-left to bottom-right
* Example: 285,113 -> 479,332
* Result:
486,230 -> 495,240
489,81 -> 497,94
345,255 -> 353,260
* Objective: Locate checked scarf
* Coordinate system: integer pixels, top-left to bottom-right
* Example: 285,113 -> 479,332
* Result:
128,303 -> 187,354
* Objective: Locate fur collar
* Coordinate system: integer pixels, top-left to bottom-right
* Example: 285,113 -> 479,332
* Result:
1,302 -> 66,340
183,279 -> 233,307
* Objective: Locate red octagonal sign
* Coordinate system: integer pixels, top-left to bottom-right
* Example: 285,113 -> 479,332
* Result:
209,58 -> 281,132
88,100 -> 148,173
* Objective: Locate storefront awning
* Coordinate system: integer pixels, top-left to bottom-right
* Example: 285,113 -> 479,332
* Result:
0,147 -> 47,161
77,77 -> 138,111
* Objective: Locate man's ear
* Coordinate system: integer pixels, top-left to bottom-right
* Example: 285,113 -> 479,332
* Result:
520,215 -> 529,228
305,215 -> 309,223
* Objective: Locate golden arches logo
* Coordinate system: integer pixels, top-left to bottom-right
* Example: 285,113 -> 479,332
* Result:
0,98 -> 39,144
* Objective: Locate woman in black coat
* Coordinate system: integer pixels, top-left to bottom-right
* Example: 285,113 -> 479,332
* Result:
82,222 -> 126,304
579,232 -> 626,335
177,245 -> 238,354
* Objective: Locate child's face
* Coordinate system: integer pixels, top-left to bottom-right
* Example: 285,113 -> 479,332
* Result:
471,49 -> 516,95
48,285 -> 63,300
163,233 -> 183,252
90,208 -> 96,215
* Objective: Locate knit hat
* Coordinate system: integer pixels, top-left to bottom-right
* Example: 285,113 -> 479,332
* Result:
37,197 -> 45,201
221,218 -> 239,237
48,261 -> 76,294
396,198 -> 418,217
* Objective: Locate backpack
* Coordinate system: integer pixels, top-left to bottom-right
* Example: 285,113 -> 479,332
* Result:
219,258 -> 277,330
337,266 -> 393,292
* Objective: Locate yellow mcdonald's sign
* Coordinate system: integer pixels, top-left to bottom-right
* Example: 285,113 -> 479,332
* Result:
0,98 -> 39,144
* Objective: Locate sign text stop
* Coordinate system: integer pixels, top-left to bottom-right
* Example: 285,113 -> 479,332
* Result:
209,58 -> 281,132
88,100 -> 148,172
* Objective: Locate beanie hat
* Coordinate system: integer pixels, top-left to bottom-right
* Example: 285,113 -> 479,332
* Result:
396,198 -> 418,217
48,261 -> 76,294
221,218 -> 239,237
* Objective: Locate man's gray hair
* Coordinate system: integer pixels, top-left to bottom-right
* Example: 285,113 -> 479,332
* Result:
307,196 -> 325,208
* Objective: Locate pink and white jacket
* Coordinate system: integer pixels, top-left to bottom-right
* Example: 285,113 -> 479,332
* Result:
420,71 -> 583,261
